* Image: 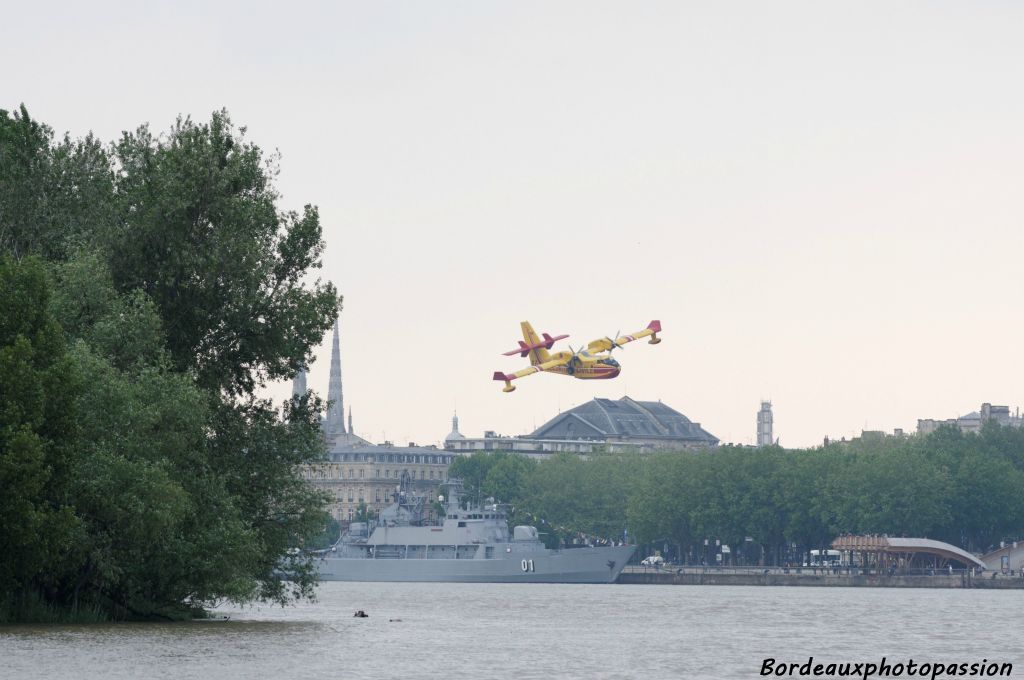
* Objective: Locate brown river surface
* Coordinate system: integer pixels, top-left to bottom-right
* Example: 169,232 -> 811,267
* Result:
1,583 -> 1020,679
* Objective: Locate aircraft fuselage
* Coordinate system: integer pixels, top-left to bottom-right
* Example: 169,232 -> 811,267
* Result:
545,351 -> 621,380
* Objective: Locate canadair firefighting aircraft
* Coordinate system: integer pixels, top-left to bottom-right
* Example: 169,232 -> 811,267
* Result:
492,320 -> 662,393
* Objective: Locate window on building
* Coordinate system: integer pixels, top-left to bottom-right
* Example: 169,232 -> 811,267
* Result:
430,470 -> 434,480
375,488 -> 381,502
359,469 -> 364,479
375,469 -> 380,478
347,488 -> 353,502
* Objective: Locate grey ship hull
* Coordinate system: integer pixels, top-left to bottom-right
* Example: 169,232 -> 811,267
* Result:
316,545 -> 635,583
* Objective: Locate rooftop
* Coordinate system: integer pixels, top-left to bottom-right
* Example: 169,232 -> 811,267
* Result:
530,396 -> 718,445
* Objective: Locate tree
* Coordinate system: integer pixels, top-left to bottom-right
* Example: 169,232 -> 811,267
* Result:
0,107 -> 339,620
482,453 -> 535,505
106,111 -> 337,396
0,105 -> 115,262
448,452 -> 498,502
823,445 -> 951,538
0,257 -> 82,612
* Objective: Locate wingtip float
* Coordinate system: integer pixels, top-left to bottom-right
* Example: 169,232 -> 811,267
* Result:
492,320 -> 662,393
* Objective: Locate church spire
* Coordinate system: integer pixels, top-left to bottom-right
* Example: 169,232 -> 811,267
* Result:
348,406 -> 353,435
326,317 -> 346,434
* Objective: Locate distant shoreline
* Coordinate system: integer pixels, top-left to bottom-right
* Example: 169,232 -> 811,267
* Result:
618,568 -> 1024,589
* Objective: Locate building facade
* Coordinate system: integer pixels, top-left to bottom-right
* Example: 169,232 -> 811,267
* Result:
917,402 -> 1023,435
302,443 -> 455,521
444,432 -> 650,460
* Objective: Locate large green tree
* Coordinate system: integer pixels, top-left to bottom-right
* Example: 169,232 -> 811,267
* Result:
106,111 -> 336,396
0,106 -> 339,620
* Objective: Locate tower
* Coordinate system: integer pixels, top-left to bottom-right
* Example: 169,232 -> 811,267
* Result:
291,366 -> 307,398
757,401 -> 773,447
325,318 -> 346,435
445,412 -> 465,442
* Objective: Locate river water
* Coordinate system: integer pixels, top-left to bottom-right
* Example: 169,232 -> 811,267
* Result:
1,584 -> 1020,679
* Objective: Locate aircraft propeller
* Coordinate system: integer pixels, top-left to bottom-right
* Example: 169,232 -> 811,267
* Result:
565,345 -> 585,375
603,330 -> 623,353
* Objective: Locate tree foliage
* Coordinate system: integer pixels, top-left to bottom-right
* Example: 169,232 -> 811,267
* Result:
0,106 -> 338,621
451,427 -> 1024,565
106,111 -> 337,396
0,256 -> 81,603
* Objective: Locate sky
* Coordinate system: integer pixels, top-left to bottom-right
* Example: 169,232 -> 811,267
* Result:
5,2 -> 1024,447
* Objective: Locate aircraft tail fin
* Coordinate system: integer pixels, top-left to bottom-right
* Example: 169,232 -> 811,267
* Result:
520,321 -> 551,365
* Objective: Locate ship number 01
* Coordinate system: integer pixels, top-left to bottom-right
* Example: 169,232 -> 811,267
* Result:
521,559 -> 535,572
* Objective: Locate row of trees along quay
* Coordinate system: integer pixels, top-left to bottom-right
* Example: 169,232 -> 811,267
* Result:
449,424 -> 1024,566
0,106 -> 340,622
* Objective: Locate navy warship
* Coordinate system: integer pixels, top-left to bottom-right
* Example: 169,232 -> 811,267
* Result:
314,479 -> 634,583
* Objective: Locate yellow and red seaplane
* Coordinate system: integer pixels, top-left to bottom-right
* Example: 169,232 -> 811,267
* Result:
492,320 -> 662,392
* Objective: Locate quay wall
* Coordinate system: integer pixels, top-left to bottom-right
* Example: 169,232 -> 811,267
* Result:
617,570 -> 1024,589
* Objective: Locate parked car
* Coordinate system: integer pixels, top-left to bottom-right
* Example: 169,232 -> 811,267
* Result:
640,555 -> 665,567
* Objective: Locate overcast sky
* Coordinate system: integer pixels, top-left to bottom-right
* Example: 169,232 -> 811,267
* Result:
6,2 -> 1024,447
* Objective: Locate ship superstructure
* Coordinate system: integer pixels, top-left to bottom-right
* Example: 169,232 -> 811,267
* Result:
314,478 -> 634,583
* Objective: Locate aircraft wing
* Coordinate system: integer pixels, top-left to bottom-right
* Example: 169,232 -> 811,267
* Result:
505,356 -> 569,380
493,356 -> 569,391
587,320 -> 662,352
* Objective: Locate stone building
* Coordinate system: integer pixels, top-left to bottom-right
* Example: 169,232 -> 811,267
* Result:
301,443 -> 456,521
445,396 -> 718,458
917,402 -> 1023,435
295,314 -> 453,521
529,396 -> 718,449
444,431 -> 646,460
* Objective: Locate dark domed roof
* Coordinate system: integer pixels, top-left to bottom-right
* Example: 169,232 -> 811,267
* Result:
530,396 -> 718,446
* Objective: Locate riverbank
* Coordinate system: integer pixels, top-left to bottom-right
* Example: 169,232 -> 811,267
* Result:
617,567 -> 1024,589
